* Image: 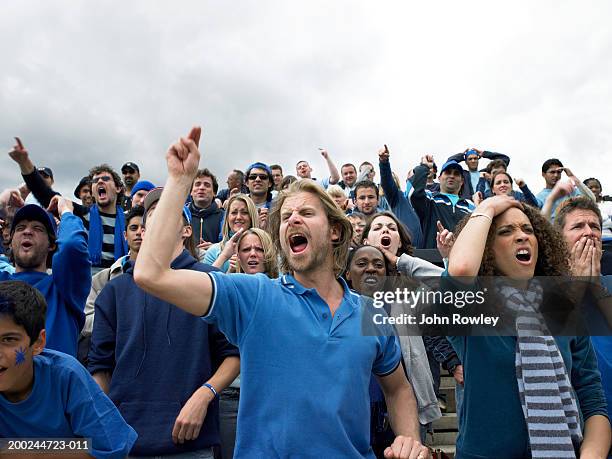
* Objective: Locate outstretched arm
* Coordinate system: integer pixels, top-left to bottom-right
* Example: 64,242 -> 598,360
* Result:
134,127 -> 213,316
320,149 -> 340,185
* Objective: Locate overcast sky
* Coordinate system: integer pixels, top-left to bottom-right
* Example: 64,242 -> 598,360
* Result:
1,1 -> 611,200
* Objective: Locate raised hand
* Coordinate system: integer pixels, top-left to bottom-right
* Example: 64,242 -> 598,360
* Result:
421,155 -> 434,168
378,145 -> 390,162
476,195 -> 523,218
8,137 -> 29,165
166,126 -> 202,181
258,207 -> 269,229
436,221 -> 454,259
319,148 -> 329,159
472,191 -> 483,206
570,236 -> 594,277
0,188 -> 25,210
549,179 -> 575,200
47,195 -> 74,219
514,177 -> 526,188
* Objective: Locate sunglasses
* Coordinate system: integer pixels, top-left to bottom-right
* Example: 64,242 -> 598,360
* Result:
92,176 -> 113,184
248,173 -> 269,181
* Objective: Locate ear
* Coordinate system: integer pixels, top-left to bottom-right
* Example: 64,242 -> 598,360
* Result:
330,223 -> 341,243
31,329 -> 46,356
182,225 -> 193,239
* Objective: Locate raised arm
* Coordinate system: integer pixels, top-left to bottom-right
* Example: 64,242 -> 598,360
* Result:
133,127 -> 213,316
320,149 -> 340,185
448,195 -> 522,277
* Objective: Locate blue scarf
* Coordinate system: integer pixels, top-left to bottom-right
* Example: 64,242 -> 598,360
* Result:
88,205 -> 128,266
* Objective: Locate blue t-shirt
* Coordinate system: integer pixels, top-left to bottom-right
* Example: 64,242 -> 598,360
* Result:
537,187 -> 583,218
441,193 -> 460,206
203,272 -> 401,458
0,350 -> 137,459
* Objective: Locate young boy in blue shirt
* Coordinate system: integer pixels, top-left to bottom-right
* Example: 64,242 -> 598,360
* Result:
0,280 -> 137,459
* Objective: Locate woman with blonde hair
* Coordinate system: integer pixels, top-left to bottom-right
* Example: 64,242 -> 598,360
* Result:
218,227 -> 279,278
203,194 -> 258,272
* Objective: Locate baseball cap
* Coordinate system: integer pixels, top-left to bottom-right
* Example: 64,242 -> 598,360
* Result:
440,160 -> 464,175
143,187 -> 191,225
38,167 -> 53,179
10,204 -> 57,236
246,162 -> 272,178
121,162 -> 140,173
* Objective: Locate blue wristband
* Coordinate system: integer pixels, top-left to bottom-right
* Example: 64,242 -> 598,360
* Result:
202,383 -> 218,398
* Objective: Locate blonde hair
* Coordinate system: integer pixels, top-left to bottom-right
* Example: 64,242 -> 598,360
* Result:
326,185 -> 345,199
268,180 -> 353,277
222,194 -> 258,243
235,228 -> 279,278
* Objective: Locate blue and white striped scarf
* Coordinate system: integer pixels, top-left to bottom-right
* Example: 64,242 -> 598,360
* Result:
500,283 -> 582,458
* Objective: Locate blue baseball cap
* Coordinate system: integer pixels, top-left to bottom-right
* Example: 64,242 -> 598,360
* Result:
440,160 -> 464,174
246,162 -> 272,179
10,204 -> 57,236
130,180 -> 156,198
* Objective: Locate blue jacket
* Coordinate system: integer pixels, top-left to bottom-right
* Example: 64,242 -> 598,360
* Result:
1,213 -> 90,356
379,159 -> 424,248
410,164 -> 474,249
88,250 -> 239,455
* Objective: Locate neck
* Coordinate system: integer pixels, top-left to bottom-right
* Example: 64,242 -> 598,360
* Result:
293,263 -> 344,315
98,201 -> 117,214
2,363 -> 34,403
126,185 -> 133,194
194,200 -> 212,210
15,263 -> 46,274
250,193 -> 267,205
129,251 -> 139,262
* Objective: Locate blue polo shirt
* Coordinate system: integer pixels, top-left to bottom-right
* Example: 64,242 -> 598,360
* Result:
203,272 -> 401,458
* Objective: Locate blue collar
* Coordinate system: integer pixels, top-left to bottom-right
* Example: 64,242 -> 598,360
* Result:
280,274 -> 361,310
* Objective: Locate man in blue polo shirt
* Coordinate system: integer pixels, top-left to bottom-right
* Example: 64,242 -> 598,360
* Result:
134,127 -> 429,459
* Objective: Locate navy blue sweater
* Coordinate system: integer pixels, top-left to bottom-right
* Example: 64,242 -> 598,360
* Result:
88,250 -> 238,456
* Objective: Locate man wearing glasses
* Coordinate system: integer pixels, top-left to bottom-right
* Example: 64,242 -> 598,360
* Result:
537,158 -> 595,219
245,162 -> 275,229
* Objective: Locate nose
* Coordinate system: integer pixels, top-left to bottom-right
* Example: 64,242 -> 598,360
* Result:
287,211 -> 302,226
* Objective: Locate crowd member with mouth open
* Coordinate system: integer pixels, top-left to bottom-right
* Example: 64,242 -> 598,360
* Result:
213,227 -> 278,459
203,194 -> 258,272
345,245 -> 441,457
134,126 -> 429,459
447,195 -> 610,459
0,195 -> 90,358
8,138 -> 128,273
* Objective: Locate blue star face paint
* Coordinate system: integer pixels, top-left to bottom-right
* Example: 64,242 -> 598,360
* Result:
15,346 -> 26,366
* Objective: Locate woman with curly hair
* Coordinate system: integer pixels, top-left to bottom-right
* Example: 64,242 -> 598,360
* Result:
447,195 -> 610,458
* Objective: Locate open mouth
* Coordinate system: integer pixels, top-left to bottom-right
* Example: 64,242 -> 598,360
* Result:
0,366 -> 6,375
515,248 -> 532,264
21,241 -> 33,249
380,236 -> 392,248
363,276 -> 380,286
98,187 -> 107,199
247,260 -> 260,267
289,234 -> 308,254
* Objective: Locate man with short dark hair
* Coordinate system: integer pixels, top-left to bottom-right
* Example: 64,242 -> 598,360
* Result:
0,195 -> 91,357
73,176 -> 93,207
245,162 -> 274,209
270,164 -> 283,191
339,163 -> 358,197
189,169 -> 224,254
121,162 -> 140,197
539,159 -> 595,219
354,180 -> 383,216
0,280 -> 137,458
411,156 -> 474,248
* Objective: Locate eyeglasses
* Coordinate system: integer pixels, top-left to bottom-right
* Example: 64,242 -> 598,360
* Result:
92,176 -> 112,184
248,173 -> 269,181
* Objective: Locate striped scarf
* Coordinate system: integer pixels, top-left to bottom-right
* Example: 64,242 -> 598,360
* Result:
500,282 -> 582,458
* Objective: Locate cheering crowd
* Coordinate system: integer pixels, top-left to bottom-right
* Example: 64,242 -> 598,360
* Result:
1,128 -> 612,459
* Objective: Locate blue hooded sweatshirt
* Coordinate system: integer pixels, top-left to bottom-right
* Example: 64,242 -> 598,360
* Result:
1,213 -> 90,356
88,250 -> 239,456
